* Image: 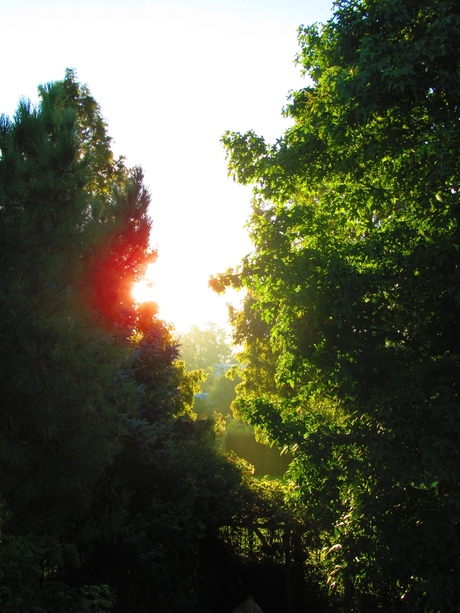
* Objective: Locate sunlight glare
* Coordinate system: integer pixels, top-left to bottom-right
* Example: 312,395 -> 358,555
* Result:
131,277 -> 155,304
129,261 -> 242,334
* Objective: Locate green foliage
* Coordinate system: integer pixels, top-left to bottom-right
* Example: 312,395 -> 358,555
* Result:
0,71 -> 145,537
179,322 -> 238,414
0,516 -> 114,613
208,369 -> 240,415
179,322 -> 234,373
217,0 -> 460,609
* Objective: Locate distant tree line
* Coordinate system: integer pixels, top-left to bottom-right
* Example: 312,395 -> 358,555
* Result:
180,323 -> 291,478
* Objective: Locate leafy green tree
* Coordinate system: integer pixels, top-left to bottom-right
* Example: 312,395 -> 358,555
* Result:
179,322 -> 237,411
179,322 -> 234,373
208,371 -> 239,415
0,512 -> 114,613
214,0 -> 460,609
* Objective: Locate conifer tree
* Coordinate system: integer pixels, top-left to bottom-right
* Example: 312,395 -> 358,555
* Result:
0,70 -> 155,537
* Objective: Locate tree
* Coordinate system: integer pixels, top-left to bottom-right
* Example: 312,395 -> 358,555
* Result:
214,0 -> 460,609
179,322 -> 234,373
0,71 -> 167,609
179,322 -> 237,411
0,73 -> 125,533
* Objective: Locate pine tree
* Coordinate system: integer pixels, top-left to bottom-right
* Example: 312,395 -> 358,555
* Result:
0,71 -> 155,536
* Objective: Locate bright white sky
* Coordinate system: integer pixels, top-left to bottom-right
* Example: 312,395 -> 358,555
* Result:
2,0 -> 334,335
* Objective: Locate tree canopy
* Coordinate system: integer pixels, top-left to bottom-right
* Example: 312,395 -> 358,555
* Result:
179,322 -> 234,372
213,0 -> 460,609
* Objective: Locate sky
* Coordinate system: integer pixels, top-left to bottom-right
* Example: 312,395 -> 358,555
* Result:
2,0 -> 334,335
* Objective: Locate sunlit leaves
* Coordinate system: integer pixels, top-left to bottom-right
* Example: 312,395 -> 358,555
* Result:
218,0 -> 460,607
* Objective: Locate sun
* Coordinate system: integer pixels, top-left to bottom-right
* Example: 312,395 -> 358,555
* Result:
129,261 -> 239,334
131,277 -> 155,304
